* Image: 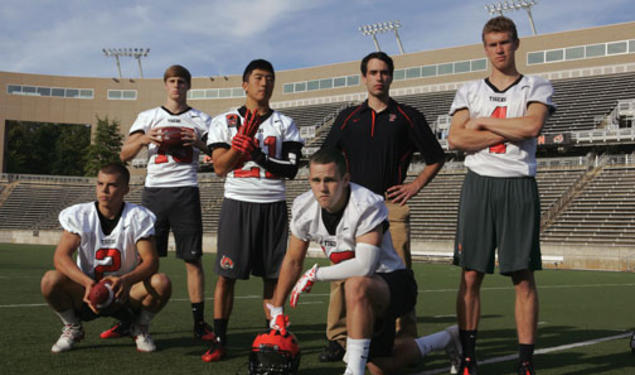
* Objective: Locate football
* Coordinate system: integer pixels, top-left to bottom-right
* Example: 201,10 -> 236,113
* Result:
88,279 -> 114,309
160,126 -> 183,146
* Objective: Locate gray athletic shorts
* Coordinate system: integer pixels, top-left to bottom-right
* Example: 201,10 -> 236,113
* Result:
216,198 -> 288,280
142,186 -> 203,262
453,169 -> 542,275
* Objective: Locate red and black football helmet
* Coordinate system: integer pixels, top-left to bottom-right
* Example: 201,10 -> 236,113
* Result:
249,329 -> 301,375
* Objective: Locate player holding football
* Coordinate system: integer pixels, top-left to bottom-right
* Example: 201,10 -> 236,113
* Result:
202,59 -> 304,362
321,51 -> 445,361
267,148 -> 461,375
40,163 -> 171,353
117,65 -> 215,341
447,16 -> 555,375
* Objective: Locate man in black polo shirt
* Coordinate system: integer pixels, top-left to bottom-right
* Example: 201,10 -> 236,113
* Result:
320,51 -> 445,361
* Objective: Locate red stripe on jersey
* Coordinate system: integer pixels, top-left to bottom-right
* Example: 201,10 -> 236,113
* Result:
371,111 -> 376,137
396,105 -> 414,128
340,105 -> 364,130
329,251 -> 355,264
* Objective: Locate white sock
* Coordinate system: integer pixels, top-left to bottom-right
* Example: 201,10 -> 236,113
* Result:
415,330 -> 451,357
135,309 -> 156,326
55,309 -> 79,326
344,337 -> 371,375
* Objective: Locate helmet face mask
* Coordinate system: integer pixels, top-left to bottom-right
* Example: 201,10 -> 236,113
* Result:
249,329 -> 301,375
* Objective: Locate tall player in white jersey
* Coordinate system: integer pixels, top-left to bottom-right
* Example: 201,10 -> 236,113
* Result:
265,148 -> 461,375
202,59 -> 304,362
447,16 -> 555,375
40,164 -> 171,353
118,65 -> 215,342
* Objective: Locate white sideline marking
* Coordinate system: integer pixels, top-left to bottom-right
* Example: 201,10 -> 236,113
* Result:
413,332 -> 633,375
4,283 -> 634,309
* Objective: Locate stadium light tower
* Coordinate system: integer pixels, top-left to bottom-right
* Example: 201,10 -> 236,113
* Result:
102,48 -> 150,79
484,1 -> 538,35
358,20 -> 405,54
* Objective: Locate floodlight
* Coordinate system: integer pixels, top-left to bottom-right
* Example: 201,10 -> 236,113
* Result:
358,20 -> 405,54
102,48 -> 150,78
484,0 -> 538,35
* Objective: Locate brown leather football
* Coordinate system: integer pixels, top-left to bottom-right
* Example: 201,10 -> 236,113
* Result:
88,279 -> 114,309
160,126 -> 183,146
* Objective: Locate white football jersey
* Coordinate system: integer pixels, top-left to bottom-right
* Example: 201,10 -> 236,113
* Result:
290,183 -> 404,274
58,202 -> 156,280
207,109 -> 304,203
449,75 -> 555,177
129,106 -> 212,187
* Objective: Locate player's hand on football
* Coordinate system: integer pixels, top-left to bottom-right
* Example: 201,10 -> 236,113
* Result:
290,264 -> 319,308
106,276 -> 130,303
231,134 -> 258,155
146,127 -> 163,146
387,181 -> 421,205
266,304 -> 289,335
82,281 -> 100,313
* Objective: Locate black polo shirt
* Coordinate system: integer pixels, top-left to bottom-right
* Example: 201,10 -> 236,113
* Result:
323,98 -> 445,196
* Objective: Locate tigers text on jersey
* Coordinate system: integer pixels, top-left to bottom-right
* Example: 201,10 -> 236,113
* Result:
129,106 -> 212,187
290,183 -> 404,274
449,75 -> 555,177
208,109 -> 304,203
58,202 -> 156,280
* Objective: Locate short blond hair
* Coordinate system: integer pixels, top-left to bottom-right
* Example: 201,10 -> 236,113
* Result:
482,16 -> 518,43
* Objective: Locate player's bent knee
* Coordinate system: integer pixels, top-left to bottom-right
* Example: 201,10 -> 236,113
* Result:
149,273 -> 172,297
344,276 -> 372,302
40,270 -> 66,295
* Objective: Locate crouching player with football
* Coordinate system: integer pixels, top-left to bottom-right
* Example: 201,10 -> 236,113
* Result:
267,148 -> 461,375
40,163 -> 171,353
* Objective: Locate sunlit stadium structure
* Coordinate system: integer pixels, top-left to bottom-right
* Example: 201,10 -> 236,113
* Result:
1,22 -> 634,271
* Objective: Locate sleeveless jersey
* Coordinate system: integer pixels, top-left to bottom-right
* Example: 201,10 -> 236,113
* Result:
129,106 -> 212,187
290,183 -> 404,274
58,202 -> 156,280
449,75 -> 555,177
208,109 -> 304,203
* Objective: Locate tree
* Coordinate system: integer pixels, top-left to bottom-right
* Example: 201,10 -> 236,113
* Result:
84,116 -> 124,176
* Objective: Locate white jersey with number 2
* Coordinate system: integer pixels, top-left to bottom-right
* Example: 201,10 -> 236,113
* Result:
58,202 -> 156,280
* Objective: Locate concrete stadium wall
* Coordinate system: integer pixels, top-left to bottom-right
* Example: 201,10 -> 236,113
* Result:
2,230 -> 632,272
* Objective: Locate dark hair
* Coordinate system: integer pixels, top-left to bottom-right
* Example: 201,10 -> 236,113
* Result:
163,65 -> 192,86
99,163 -> 130,185
242,59 -> 275,82
309,148 -> 348,177
482,16 -> 518,43
360,52 -> 394,77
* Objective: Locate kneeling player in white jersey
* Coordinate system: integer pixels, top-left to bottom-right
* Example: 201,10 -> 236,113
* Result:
267,148 -> 461,375
40,164 -> 171,353
202,59 -> 304,362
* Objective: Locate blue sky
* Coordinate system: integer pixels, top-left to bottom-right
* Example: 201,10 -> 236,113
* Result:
1,0 -> 633,78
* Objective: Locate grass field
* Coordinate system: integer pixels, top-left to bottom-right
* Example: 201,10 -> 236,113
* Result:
1,243 -> 633,374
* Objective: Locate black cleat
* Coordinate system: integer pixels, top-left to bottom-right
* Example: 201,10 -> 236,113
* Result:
630,332 -> 635,355
100,321 -> 131,339
194,321 -> 216,341
318,340 -> 345,362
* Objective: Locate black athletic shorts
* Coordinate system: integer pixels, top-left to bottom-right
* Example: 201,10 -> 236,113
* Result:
142,186 -> 203,262
369,268 -> 418,358
453,170 -> 542,275
216,198 -> 288,280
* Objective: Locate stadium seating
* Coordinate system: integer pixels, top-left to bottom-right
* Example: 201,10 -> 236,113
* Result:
541,165 -> 635,246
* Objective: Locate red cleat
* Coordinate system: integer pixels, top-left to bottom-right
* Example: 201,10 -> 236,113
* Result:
201,339 -> 226,362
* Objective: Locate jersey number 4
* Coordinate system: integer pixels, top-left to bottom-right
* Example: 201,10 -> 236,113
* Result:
94,248 -> 122,280
234,136 -> 278,179
489,106 -> 507,154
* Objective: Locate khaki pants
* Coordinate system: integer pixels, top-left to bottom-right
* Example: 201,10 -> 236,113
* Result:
325,202 -> 418,345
